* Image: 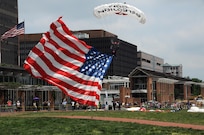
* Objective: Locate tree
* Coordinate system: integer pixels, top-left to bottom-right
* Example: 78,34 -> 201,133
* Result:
192,78 -> 202,83
191,78 -> 202,96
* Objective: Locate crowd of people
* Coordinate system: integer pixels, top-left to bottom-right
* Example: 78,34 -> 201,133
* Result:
0,99 -> 22,112
2,97 -> 200,112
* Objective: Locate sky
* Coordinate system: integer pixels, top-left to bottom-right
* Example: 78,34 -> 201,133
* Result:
18,0 -> 204,81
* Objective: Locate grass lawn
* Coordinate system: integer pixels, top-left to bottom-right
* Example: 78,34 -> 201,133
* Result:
0,110 -> 204,135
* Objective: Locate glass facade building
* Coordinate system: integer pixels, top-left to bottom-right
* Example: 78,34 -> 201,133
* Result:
0,0 -> 19,65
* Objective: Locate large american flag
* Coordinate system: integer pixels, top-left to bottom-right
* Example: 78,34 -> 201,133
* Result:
24,18 -> 113,106
1,22 -> 25,40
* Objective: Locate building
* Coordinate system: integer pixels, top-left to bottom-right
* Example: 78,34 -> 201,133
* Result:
137,51 -> 164,73
0,0 -> 19,65
0,63 -> 76,111
19,33 -> 42,67
163,63 -> 183,77
128,67 -> 204,105
101,76 -> 130,105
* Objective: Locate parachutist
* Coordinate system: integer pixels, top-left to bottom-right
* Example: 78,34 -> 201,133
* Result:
110,39 -> 120,57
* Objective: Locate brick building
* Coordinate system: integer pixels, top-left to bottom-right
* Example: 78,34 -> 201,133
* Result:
127,67 -> 204,105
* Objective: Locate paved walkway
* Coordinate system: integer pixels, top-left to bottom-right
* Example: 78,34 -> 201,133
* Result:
58,115 -> 204,130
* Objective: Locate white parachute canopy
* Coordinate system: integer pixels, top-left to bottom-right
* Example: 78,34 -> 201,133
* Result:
93,3 -> 146,24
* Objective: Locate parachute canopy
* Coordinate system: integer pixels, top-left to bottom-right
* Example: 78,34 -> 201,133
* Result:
93,3 -> 146,24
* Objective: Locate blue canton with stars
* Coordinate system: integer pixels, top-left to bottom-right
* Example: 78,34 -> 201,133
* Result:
80,48 -> 113,80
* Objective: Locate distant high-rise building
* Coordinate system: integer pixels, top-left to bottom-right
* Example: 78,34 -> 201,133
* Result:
137,51 -> 164,73
163,63 -> 183,77
0,0 -> 19,65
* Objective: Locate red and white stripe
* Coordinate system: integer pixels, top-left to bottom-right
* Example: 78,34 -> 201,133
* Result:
24,18 -> 101,106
